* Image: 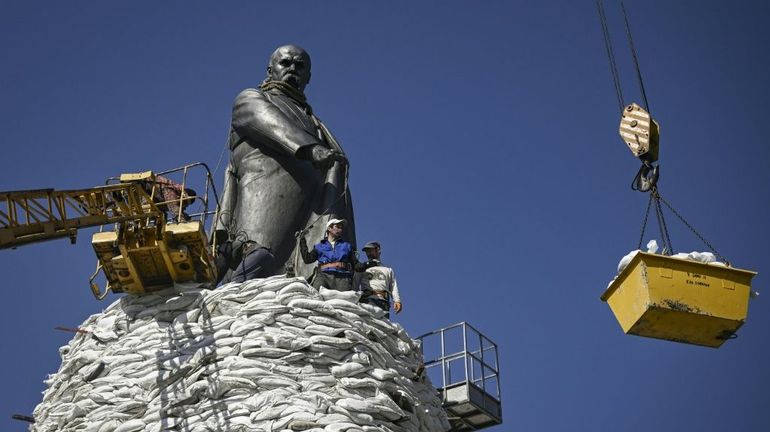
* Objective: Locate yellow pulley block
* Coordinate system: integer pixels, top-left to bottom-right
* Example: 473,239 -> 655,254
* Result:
619,103 -> 659,163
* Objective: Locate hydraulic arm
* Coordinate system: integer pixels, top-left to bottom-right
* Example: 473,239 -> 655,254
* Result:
0,163 -> 219,299
0,183 -> 161,250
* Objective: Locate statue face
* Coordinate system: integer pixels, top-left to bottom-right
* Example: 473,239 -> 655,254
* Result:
267,45 -> 311,92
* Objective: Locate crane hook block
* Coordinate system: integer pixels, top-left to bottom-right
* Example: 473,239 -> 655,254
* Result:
619,103 -> 660,164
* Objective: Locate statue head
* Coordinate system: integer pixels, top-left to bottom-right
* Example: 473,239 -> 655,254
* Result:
266,45 -> 312,92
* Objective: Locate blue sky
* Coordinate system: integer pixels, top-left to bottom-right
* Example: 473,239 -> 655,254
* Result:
1,1 -> 769,431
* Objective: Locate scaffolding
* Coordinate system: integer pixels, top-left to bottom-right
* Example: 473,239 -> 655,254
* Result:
418,322 -> 502,431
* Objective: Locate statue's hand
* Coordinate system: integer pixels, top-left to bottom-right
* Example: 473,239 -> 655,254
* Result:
329,150 -> 348,166
304,145 -> 348,170
309,145 -> 331,162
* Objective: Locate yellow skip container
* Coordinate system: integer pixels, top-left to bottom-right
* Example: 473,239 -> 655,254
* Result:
601,252 -> 757,348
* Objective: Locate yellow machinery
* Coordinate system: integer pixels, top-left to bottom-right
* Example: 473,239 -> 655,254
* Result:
0,163 -> 219,299
601,252 -> 757,348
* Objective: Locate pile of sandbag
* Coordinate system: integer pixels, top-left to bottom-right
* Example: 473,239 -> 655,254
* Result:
31,276 -> 450,432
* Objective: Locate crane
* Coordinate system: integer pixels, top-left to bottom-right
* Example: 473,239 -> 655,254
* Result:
0,163 -> 219,299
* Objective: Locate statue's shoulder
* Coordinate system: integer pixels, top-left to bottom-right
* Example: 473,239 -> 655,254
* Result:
234,87 -> 269,104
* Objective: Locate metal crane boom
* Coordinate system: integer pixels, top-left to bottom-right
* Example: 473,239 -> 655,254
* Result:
0,183 -> 161,250
1,163 -> 220,299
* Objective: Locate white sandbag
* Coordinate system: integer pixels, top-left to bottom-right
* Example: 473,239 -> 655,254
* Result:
275,313 -> 314,328
672,250 -> 717,264
112,419 -> 145,432
307,315 -> 351,329
318,287 -> 360,303
616,249 -> 640,274
331,363 -> 370,378
616,242 -> 727,276
305,324 -> 347,337
31,276 -> 449,432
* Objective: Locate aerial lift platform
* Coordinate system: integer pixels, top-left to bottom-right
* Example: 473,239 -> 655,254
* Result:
418,322 -> 502,431
0,163 -> 219,299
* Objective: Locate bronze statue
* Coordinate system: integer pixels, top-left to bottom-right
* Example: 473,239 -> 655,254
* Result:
215,45 -> 356,283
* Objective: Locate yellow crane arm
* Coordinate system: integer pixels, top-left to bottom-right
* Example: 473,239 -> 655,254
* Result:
2,164 -> 218,300
0,183 -> 161,250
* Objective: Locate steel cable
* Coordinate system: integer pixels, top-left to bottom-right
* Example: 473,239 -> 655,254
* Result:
621,0 -> 651,114
596,0 -> 626,113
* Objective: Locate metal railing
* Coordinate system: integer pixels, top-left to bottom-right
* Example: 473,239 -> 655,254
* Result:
417,321 -> 502,429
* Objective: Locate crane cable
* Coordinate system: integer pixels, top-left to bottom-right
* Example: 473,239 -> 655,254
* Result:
620,0 -> 651,114
636,191 -> 673,256
598,0 -> 660,193
652,190 -> 673,254
659,194 -> 729,265
598,1 -> 729,263
637,190 -> 729,264
596,0 -> 651,115
596,0 -> 625,113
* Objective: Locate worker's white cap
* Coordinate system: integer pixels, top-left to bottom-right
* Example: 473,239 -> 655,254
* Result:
325,218 -> 346,230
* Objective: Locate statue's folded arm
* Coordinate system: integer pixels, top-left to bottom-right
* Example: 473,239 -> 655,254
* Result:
231,88 -> 318,156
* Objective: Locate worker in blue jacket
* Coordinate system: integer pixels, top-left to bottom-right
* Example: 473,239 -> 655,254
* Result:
300,218 -> 356,291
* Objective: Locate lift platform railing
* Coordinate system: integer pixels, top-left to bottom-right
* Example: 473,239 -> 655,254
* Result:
417,322 -> 502,431
105,162 -> 221,228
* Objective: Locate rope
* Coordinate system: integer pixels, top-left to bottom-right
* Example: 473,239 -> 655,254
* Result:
596,0 -> 625,113
291,163 -> 350,274
289,111 -> 352,275
620,0 -> 651,114
260,80 -> 312,114
211,136 -> 229,178
300,108 -> 351,235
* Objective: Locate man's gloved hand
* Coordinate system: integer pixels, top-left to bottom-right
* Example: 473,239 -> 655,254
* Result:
299,233 -> 309,255
355,259 -> 378,272
230,239 -> 245,264
214,238 -> 234,282
298,230 -> 315,264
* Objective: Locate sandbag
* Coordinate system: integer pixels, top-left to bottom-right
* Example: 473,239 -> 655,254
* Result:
31,277 -> 449,432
